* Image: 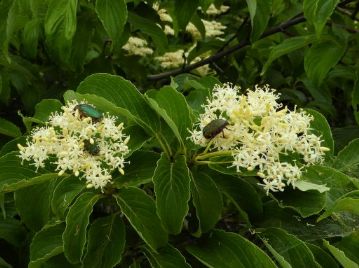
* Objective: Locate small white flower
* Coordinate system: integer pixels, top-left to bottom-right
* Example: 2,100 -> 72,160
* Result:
18,100 -> 130,190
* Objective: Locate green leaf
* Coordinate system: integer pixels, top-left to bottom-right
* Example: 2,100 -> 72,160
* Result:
334,138 -> 359,172
187,229 -> 277,268
127,11 -> 167,52
114,187 -> 168,251
300,165 -> 355,208
51,175 -> 86,219
245,0 -> 256,28
33,99 -> 63,122
0,136 -> 26,156
144,244 -> 191,268
0,0 -> 13,63
69,12 -> 93,71
29,223 -> 65,268
318,197 -> 359,222
0,152 -> 37,191
190,170 -> 223,234
262,35 -> 316,75
303,0 -> 339,36
20,98 -> 61,133
145,86 -> 192,148
272,188 -> 326,218
63,192 -> 101,264
95,0 -> 127,48
0,117 -> 21,138
153,154 -> 190,234
1,173 -> 57,193
114,151 -> 159,188
305,108 -> 334,154
45,0 -> 77,39
0,218 -> 26,247
260,228 -> 320,268
247,0 -> 272,41
323,240 -> 358,268
0,257 -> 11,268
173,0 -> 199,32
15,182 -> 55,231
76,74 -> 161,135
124,125 -> 150,156
22,19 -> 41,58
2,0 -> 31,63
258,200 -> 354,241
82,214 -> 126,268
307,243 -> 339,268
44,0 -> 77,62
262,239 -> 292,268
39,253 -> 79,268
304,39 -> 346,87
335,231 -> 359,265
2,153 -> 54,195
210,173 -> 263,220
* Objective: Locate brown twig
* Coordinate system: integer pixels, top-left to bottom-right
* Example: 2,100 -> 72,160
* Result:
147,0 -> 355,81
147,15 -> 304,80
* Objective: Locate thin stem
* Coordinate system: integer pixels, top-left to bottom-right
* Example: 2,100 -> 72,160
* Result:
195,160 -> 233,165
195,150 -> 233,160
202,138 -> 215,154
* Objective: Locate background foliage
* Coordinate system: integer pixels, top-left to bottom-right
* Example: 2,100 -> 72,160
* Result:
0,0 -> 359,267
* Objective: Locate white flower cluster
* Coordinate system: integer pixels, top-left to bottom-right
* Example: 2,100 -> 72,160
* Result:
152,3 -> 226,71
154,49 -> 213,76
18,101 -> 130,190
202,20 -> 227,38
205,4 -> 230,15
153,3 -> 226,39
190,84 -> 329,194
186,19 -> 226,40
122,37 -> 154,56
155,49 -> 185,69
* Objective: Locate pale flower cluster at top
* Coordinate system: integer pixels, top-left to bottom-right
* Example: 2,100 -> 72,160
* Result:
147,3 -> 228,73
154,49 -> 213,76
186,19 -> 227,40
155,49 -> 185,69
205,4 -> 230,15
153,3 -> 227,39
122,36 -> 154,56
18,101 -> 130,190
190,84 -> 329,194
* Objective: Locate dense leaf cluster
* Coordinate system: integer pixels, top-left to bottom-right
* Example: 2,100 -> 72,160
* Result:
0,0 -> 359,267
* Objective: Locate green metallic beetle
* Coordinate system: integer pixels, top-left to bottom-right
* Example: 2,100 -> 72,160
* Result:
84,140 -> 100,155
202,118 -> 229,139
74,104 -> 103,122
